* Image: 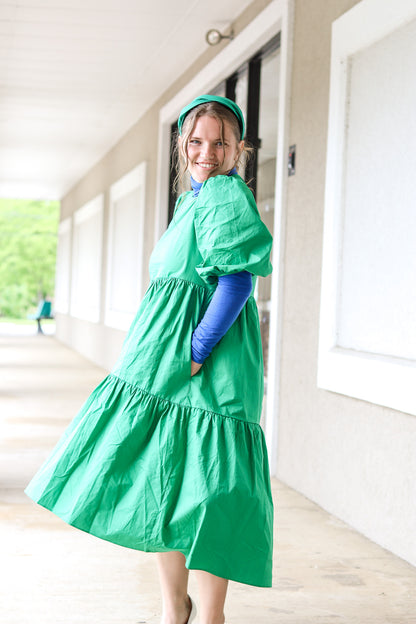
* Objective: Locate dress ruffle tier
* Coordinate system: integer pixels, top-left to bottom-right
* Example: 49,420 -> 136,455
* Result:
25,371 -> 273,586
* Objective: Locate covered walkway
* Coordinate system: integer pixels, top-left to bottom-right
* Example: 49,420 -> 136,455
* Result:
1,332 -> 415,624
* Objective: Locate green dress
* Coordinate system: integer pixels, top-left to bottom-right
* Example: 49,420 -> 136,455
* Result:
25,174 -> 274,587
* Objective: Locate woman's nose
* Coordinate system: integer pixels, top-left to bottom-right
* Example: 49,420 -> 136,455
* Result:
201,142 -> 214,159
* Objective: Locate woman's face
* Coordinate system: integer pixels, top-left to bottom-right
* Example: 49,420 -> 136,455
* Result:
185,115 -> 243,183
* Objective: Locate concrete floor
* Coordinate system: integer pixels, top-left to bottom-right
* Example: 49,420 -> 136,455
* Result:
1,331 -> 415,624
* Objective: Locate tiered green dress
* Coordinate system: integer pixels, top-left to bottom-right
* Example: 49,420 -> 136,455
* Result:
25,173 -> 274,587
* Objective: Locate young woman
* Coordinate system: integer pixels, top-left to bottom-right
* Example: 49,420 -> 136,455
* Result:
25,95 -> 274,624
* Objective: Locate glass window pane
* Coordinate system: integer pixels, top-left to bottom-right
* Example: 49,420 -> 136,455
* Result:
235,67 -> 248,123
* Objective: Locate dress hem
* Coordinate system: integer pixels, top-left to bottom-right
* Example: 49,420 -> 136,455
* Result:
25,498 -> 272,588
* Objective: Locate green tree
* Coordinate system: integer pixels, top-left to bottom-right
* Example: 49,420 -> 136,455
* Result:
0,199 -> 60,318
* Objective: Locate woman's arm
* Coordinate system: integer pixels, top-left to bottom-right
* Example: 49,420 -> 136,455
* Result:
191,271 -> 253,375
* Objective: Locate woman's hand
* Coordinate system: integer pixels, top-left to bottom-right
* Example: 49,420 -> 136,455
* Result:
191,360 -> 203,376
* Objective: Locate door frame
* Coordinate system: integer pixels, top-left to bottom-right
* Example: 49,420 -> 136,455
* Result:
155,0 -> 294,476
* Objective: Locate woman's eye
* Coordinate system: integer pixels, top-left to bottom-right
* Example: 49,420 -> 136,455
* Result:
189,139 -> 200,145
216,141 -> 223,147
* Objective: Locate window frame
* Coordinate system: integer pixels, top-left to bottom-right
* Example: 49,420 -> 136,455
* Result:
317,0 -> 416,416
167,33 -> 281,220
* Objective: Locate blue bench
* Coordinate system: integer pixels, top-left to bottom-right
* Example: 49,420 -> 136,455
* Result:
28,300 -> 53,334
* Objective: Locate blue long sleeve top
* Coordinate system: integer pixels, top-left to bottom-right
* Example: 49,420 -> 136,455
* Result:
191,271 -> 253,363
190,171 -> 253,364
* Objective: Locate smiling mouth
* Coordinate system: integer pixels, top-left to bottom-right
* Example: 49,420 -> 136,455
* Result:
197,162 -> 218,169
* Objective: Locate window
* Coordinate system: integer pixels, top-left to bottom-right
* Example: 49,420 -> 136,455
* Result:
318,0 -> 416,416
70,195 -> 104,323
105,163 -> 147,330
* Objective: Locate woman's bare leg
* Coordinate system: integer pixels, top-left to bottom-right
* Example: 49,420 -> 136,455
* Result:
195,570 -> 228,624
156,551 -> 192,624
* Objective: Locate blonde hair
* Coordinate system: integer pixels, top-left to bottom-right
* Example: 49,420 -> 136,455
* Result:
173,101 -> 252,194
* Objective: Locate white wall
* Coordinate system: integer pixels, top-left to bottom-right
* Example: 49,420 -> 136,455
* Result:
70,195 -> 104,324
54,217 -> 71,314
56,165 -> 148,369
277,0 -> 416,568
105,163 -> 147,331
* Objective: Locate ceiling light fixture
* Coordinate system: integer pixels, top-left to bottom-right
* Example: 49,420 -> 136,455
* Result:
205,29 -> 234,46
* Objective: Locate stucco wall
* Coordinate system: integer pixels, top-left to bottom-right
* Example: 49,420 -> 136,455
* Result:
57,103 -> 160,369
277,0 -> 416,567
55,133 -> 153,371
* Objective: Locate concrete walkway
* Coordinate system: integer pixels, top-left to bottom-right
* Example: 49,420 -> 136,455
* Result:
1,333 -> 415,624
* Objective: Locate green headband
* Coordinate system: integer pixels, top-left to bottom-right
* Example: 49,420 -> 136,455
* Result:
177,95 -> 246,140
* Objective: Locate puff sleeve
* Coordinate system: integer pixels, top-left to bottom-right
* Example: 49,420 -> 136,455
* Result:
194,174 -> 273,285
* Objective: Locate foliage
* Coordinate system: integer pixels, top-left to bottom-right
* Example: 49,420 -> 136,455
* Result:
0,199 -> 60,318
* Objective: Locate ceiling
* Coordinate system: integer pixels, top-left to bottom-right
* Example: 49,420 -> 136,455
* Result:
0,0 -> 252,200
